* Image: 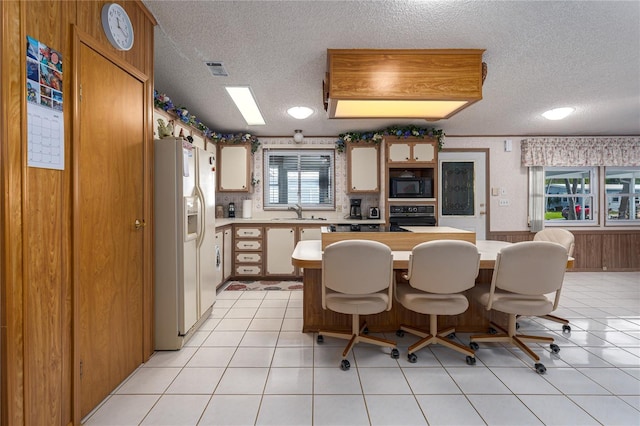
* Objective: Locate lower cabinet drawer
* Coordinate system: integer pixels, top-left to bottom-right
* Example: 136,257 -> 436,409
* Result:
236,264 -> 262,276
236,240 -> 261,251
236,252 -> 261,263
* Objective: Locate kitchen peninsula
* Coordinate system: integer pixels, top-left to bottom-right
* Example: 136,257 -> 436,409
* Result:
292,226 -> 574,334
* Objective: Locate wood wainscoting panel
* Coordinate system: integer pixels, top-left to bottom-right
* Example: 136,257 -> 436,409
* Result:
487,230 -> 640,271
602,231 -> 640,271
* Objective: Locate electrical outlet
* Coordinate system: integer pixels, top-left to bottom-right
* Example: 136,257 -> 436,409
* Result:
336,205 -> 342,212
499,199 -> 510,206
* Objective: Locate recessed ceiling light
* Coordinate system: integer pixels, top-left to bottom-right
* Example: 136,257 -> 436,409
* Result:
542,107 -> 575,120
287,106 -> 314,119
225,86 -> 266,125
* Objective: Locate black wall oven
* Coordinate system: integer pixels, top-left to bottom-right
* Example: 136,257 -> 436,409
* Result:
389,205 -> 436,231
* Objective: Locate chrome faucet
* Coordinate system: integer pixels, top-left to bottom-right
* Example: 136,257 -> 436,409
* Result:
288,203 -> 303,219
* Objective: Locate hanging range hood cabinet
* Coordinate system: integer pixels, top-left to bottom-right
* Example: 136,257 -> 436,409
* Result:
323,49 -> 486,121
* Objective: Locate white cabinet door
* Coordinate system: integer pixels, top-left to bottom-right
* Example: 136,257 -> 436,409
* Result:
387,140 -> 437,164
214,230 -> 223,290
223,227 -> 232,281
265,227 -> 296,276
299,226 -> 321,241
347,144 -> 379,192
218,144 -> 249,191
387,142 -> 411,163
413,142 -> 435,163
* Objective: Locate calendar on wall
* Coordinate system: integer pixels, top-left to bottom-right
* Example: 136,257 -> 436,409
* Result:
26,35 -> 64,170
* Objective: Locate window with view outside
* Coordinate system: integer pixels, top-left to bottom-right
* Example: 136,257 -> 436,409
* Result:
264,149 -> 334,209
605,167 -> 640,223
544,167 -> 596,222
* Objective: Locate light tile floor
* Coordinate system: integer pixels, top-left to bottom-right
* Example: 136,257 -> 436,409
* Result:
83,272 -> 640,425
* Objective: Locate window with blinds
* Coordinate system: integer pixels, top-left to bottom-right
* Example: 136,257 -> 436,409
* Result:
264,149 -> 335,209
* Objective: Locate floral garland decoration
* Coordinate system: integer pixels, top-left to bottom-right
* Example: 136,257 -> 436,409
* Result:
154,90 -> 261,153
336,125 -> 445,153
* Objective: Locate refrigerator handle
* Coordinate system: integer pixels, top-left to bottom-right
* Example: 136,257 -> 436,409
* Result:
195,186 -> 205,248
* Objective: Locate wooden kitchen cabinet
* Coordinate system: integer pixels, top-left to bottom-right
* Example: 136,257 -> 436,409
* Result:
346,142 -> 380,192
223,226 -> 232,282
299,226 -> 322,241
218,143 -> 251,192
386,138 -> 437,165
214,230 -> 224,289
234,226 -> 263,277
265,226 -> 297,276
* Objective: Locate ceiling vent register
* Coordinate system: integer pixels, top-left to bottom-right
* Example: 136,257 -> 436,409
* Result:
205,61 -> 229,77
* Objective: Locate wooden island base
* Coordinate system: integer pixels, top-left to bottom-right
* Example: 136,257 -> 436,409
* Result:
300,268 -> 507,334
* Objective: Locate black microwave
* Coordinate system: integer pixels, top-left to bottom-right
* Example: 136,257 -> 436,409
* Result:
389,176 -> 433,198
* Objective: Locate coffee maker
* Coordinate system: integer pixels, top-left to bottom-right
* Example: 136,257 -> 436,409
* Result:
349,198 -> 362,219
228,202 -> 236,218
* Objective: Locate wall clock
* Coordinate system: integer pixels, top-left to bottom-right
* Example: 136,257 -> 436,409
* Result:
101,3 -> 134,51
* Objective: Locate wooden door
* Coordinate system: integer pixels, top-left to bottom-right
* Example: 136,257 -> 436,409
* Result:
76,43 -> 144,417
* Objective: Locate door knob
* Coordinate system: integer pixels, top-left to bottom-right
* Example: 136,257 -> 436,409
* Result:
134,219 -> 146,229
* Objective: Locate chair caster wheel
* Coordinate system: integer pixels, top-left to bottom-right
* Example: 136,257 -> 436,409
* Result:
447,333 -> 456,339
391,348 -> 399,359
317,335 -> 324,344
550,343 -> 560,354
407,353 -> 417,363
515,322 -> 520,330
362,327 -> 369,335
340,359 -> 350,371
562,324 -> 571,333
466,355 -> 476,365
470,342 -> 479,351
396,329 -> 405,337
535,363 -> 546,374
488,327 -> 497,335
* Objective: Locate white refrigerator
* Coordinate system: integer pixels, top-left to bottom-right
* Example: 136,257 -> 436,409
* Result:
154,137 -> 218,350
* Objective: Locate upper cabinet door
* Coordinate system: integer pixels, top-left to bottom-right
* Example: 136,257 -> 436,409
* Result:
412,142 -> 435,163
386,139 -> 437,166
387,142 -> 412,163
218,143 -> 250,192
347,143 -> 380,192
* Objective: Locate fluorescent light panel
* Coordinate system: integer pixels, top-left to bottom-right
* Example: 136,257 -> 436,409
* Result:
334,100 -> 469,119
225,86 -> 266,125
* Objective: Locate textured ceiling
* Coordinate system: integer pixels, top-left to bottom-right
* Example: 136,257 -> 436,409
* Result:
143,0 -> 640,138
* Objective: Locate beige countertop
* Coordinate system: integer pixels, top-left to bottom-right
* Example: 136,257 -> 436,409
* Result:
292,238 -> 574,270
215,217 -> 385,227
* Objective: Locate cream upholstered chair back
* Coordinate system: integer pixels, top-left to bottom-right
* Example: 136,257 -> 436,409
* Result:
492,241 -> 568,296
322,239 -> 393,299
405,240 -> 480,294
534,228 -> 575,257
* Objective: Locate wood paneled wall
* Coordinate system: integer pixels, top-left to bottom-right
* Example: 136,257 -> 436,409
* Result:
0,1 -> 155,425
487,230 -> 640,271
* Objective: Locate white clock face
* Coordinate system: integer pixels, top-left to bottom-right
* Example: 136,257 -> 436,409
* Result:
101,3 -> 134,51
